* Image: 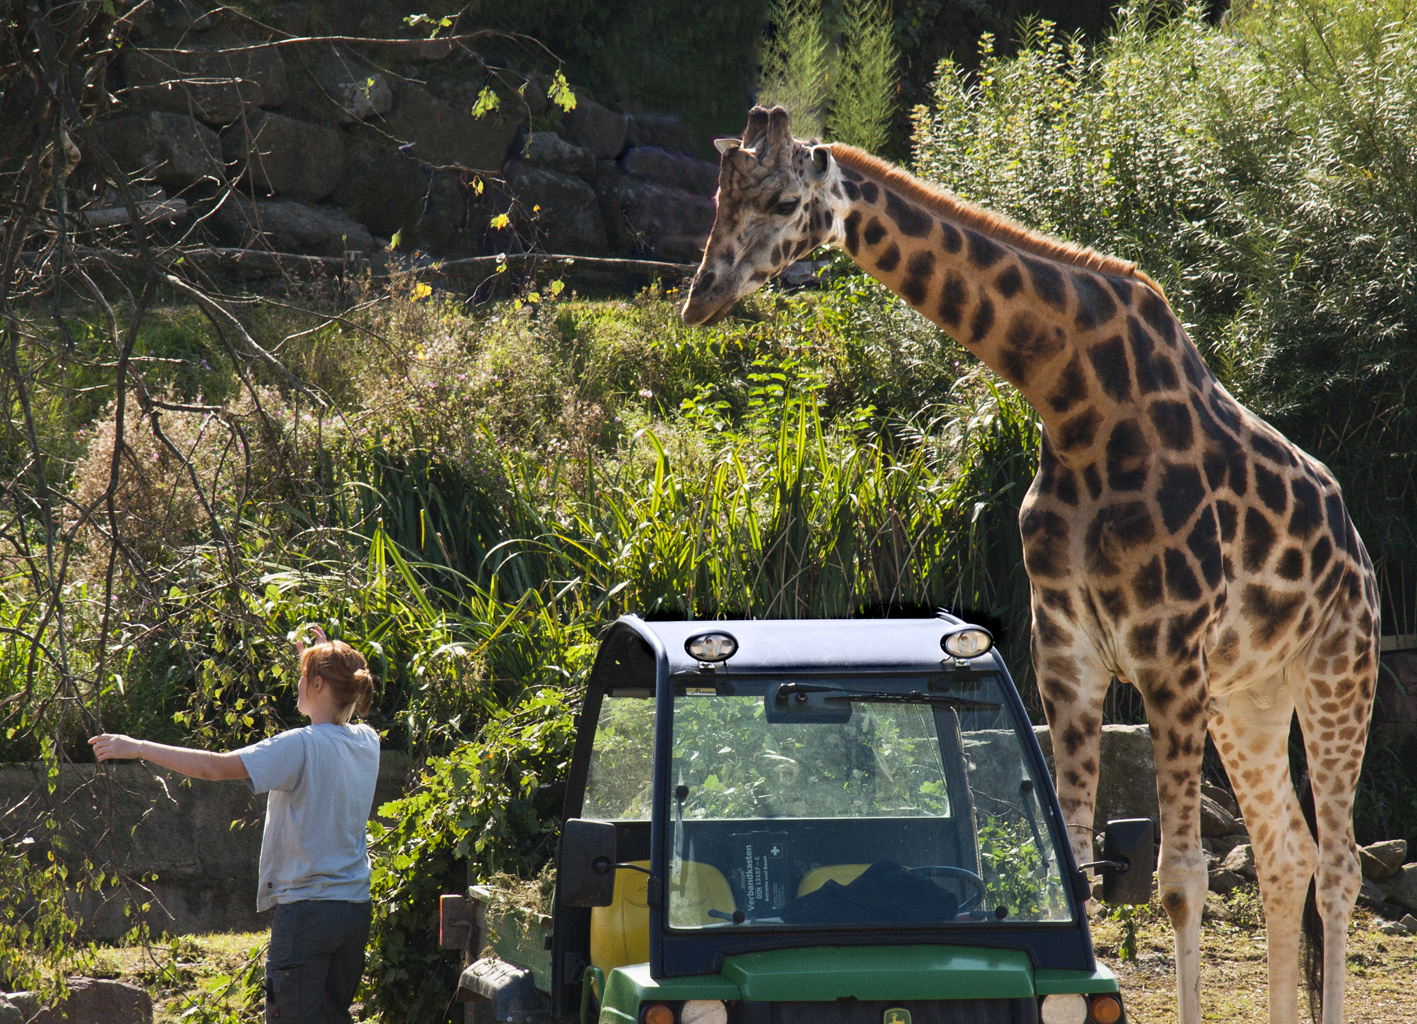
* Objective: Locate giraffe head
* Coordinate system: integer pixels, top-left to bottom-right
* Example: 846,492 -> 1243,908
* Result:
681,105 -> 837,326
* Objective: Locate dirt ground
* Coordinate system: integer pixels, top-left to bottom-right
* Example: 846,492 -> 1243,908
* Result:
1090,898 -> 1417,1023
85,888 -> 1417,1023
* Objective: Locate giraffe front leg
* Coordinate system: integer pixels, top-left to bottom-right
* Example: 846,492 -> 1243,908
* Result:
1209,677 -> 1314,1024
1030,593 -> 1111,878
1140,664 -> 1209,1024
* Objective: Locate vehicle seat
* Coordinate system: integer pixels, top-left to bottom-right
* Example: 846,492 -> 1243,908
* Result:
590,860 -> 736,971
796,863 -> 871,896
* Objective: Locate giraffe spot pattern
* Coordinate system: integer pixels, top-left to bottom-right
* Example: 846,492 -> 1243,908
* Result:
969,296 -> 995,343
884,190 -> 932,237
1088,335 -> 1133,402
1073,272 -> 1118,330
1084,500 -> 1155,575
1021,507 -> 1072,578
1309,535 -> 1332,580
966,229 -> 1005,268
937,271 -> 965,326
841,179 -> 861,202
1057,408 -> 1101,451
1242,507 -> 1277,572
1156,463 -> 1206,534
1022,254 -> 1068,310
1288,476 -> 1323,539
843,210 -> 861,255
1254,463 -> 1288,514
1001,314 -> 1065,386
901,250 -> 935,305
875,242 -> 901,272
1083,465 -> 1103,500
1214,500 -> 1238,542
1240,583 -> 1306,646
862,217 -> 886,247
1208,391 -> 1243,432
1105,418 -> 1150,491
1131,556 -> 1164,608
1138,290 -> 1177,346
1186,508 -> 1223,587
859,181 -> 879,204
1045,354 -> 1089,414
1163,547 -> 1203,601
996,264 -> 1024,298
1129,316 -> 1180,392
1149,400 -> 1195,451
1128,622 -> 1160,659
939,220 -> 963,253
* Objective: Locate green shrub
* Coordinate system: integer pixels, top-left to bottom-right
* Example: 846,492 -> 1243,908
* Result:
365,687 -> 580,1024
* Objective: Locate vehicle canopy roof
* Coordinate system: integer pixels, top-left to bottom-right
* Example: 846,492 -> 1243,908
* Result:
590,613 -> 998,689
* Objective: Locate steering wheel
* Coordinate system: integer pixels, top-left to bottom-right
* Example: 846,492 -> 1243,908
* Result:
907,865 -> 988,912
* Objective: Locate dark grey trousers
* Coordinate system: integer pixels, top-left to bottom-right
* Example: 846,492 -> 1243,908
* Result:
265,899 -> 373,1024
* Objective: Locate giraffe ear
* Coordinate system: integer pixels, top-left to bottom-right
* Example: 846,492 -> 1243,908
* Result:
714,137 -> 741,155
809,145 -> 832,180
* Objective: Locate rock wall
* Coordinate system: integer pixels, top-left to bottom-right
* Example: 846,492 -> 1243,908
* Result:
80,5 -> 720,272
0,755 -> 407,939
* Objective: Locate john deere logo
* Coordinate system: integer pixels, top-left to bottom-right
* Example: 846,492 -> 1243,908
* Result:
884,1009 -> 911,1024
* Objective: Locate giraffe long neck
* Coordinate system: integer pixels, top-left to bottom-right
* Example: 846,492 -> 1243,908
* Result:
821,151 -> 1207,466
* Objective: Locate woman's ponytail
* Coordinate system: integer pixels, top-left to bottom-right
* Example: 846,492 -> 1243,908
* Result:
300,640 -> 377,720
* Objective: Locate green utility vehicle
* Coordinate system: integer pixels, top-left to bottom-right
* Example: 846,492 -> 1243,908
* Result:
439,615 -> 1153,1024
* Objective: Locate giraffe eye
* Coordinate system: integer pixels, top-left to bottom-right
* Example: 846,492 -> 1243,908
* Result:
773,198 -> 800,216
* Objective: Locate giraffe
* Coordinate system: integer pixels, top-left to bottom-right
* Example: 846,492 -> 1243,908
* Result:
681,106 -> 1379,1024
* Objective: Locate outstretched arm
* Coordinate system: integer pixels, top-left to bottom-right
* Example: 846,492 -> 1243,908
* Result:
89,734 -> 249,781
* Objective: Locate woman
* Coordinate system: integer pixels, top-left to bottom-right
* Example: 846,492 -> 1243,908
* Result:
90,627 -> 380,1024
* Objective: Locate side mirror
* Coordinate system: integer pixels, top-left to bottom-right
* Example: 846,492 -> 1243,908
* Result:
1100,818 -> 1155,905
559,819 -> 617,907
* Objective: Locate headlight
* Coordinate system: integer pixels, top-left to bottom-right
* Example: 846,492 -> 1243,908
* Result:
1039,994 -> 1087,1024
941,626 -> 993,659
685,631 -> 738,663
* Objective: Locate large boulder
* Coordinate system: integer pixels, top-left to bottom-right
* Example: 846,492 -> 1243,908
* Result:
91,110 -> 223,188
222,110 -> 345,202
121,43 -> 289,125
1033,723 -> 1160,829
332,144 -> 429,242
618,180 -> 714,262
285,43 -> 392,126
1379,863 -> 1417,911
1360,839 -> 1408,881
1221,843 -> 1256,880
521,132 -> 595,182
627,113 -> 700,158
0,995 -> 20,1024
211,194 -> 377,256
381,83 -> 519,171
6,978 -> 152,1024
512,169 -> 606,255
1199,792 -> 1239,838
620,146 -> 719,196
556,94 -> 628,160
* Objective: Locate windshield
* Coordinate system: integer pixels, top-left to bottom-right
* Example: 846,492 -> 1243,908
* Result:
662,674 -> 1072,930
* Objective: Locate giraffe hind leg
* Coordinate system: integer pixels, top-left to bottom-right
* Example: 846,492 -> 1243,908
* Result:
1209,674 -> 1314,1024
1292,600 -> 1378,1024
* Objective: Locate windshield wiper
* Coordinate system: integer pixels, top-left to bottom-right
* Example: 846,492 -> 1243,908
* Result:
821,689 -> 1001,711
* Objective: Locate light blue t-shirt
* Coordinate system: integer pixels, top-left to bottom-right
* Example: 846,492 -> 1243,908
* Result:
237,722 -> 380,912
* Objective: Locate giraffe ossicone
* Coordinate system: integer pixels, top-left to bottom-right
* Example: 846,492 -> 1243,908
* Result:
683,105 -> 1379,1024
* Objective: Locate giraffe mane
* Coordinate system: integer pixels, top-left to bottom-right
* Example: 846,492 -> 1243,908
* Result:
828,143 -> 1166,298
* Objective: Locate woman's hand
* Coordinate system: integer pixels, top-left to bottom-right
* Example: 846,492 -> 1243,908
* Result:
293,623 -> 329,655
89,733 -> 143,761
